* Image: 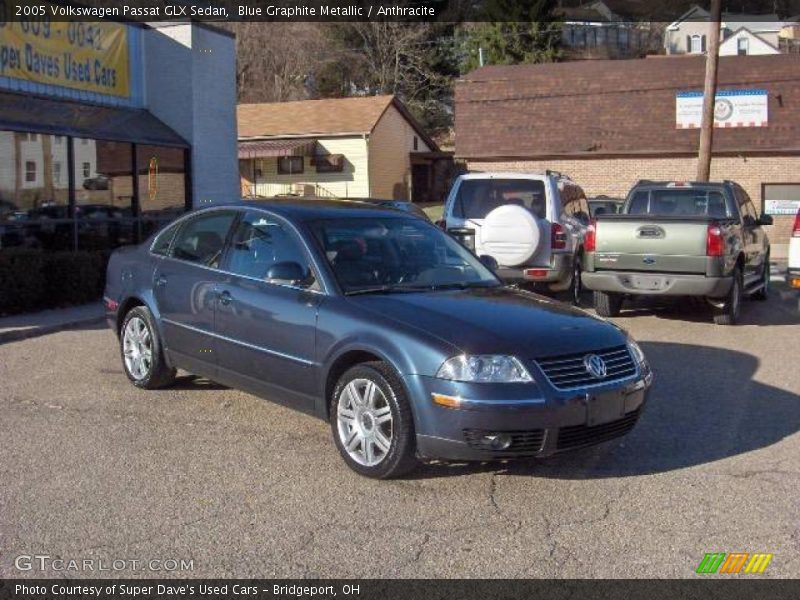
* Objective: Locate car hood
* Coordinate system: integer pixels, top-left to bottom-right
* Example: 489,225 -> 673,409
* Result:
348,287 -> 627,359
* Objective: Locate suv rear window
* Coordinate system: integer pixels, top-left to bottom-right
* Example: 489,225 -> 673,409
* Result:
454,179 -> 546,220
628,189 -> 733,218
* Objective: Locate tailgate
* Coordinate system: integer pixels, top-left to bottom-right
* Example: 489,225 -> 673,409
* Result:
594,218 -> 710,273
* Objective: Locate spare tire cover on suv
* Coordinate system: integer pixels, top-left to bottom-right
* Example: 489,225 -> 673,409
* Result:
481,204 -> 542,267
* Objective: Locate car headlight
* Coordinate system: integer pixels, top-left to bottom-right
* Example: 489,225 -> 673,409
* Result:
627,337 -> 647,365
436,355 -> 533,383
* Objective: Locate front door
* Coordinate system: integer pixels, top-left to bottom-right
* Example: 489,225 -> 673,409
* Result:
215,210 -> 322,411
153,210 -> 237,376
411,163 -> 430,203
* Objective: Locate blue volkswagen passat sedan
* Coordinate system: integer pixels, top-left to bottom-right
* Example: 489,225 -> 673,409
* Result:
104,199 -> 652,478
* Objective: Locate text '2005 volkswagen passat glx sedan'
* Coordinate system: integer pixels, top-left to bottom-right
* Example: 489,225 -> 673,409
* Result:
104,199 -> 652,478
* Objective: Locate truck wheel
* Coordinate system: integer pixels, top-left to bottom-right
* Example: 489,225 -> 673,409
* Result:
594,291 -> 623,317
713,268 -> 742,325
752,255 -> 769,301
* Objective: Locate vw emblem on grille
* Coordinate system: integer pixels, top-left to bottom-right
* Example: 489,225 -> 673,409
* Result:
583,354 -> 607,379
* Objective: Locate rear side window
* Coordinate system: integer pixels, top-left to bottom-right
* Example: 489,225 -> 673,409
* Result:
171,211 -> 237,268
627,189 -> 732,218
454,179 -> 547,219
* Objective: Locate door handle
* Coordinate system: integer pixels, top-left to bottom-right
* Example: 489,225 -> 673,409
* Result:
155,275 -> 167,287
219,290 -> 233,306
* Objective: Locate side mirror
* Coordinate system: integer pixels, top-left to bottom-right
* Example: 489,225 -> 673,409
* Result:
266,261 -> 308,285
434,219 -> 446,230
479,254 -> 499,272
758,214 -> 774,226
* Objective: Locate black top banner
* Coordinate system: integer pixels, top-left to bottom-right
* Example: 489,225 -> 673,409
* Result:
3,0 -> 800,23
2,580 -> 800,600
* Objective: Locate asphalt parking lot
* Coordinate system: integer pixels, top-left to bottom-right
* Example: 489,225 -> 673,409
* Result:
1,281 -> 798,579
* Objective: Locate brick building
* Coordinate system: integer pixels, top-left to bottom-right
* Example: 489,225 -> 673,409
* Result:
455,54 -> 800,255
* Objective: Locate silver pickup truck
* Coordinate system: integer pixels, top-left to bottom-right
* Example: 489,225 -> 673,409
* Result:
582,181 -> 772,325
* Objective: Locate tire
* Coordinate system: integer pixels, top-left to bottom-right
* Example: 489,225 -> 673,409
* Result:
569,257 -> 583,306
120,306 -> 177,389
752,255 -> 769,301
594,290 -> 623,317
330,361 -> 418,479
713,267 -> 743,326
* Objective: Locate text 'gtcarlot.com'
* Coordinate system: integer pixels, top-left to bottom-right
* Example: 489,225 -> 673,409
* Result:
14,554 -> 194,572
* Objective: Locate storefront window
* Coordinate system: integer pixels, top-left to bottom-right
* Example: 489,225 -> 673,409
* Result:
75,137 -> 135,251
137,144 -> 187,238
0,131 -> 71,251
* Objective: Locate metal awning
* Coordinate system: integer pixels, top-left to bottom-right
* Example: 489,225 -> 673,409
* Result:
0,91 -> 188,147
238,138 -> 317,159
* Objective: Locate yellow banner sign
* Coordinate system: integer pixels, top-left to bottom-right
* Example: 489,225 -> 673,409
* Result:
0,18 -> 129,97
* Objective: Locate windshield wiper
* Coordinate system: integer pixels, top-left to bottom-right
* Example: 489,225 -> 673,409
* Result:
426,282 -> 499,291
344,285 -> 420,296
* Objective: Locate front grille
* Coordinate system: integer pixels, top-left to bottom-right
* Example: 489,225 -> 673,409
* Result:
556,408 -> 641,450
535,345 -> 636,390
463,429 -> 545,455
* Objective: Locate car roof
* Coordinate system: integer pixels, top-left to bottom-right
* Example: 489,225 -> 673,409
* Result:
457,171 -> 551,181
209,197 -> 417,221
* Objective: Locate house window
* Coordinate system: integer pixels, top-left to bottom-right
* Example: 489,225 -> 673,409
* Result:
689,34 -> 705,54
53,162 -> 62,184
82,162 -> 91,178
737,37 -> 749,55
413,136 -> 419,151
312,154 -> 344,173
25,161 -> 36,182
277,156 -> 304,175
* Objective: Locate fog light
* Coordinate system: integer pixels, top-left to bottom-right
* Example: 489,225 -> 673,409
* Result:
485,433 -> 513,451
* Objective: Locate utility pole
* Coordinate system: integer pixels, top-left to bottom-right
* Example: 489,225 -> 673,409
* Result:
697,0 -> 723,182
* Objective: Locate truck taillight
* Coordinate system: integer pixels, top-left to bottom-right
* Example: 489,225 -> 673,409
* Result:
551,223 -> 567,250
584,220 -> 597,252
793,210 -> 800,237
706,224 -> 724,256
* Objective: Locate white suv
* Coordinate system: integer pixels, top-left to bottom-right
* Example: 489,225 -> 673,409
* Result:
789,208 -> 800,291
442,171 -> 590,303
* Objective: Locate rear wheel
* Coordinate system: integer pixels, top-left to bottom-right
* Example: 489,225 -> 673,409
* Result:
594,290 -> 623,317
752,255 -> 769,301
120,306 -> 176,389
712,267 -> 743,325
331,362 -> 418,479
569,257 -> 583,306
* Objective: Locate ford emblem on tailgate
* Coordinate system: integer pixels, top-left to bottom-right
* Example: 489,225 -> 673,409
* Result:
643,256 -> 657,265
583,354 -> 607,379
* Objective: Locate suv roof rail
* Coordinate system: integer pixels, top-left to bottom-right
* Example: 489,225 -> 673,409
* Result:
546,169 -> 571,180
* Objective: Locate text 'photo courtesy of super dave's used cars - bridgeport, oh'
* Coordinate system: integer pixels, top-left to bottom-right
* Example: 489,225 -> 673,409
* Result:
103,199 -> 652,479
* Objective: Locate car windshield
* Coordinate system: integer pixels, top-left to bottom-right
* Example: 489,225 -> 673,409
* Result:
628,189 -> 732,218
309,216 -> 500,294
455,179 -> 547,220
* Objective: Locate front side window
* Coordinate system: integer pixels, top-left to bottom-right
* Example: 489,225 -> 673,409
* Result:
171,211 -> 236,268
454,179 -> 547,220
277,156 -> 304,175
151,221 -> 182,256
226,211 -> 315,287
310,216 -> 499,294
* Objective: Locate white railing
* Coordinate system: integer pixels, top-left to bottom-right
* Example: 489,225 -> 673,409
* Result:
246,183 -> 338,198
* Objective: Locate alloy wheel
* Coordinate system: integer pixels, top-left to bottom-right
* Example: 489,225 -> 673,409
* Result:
336,378 -> 393,467
123,317 -> 153,381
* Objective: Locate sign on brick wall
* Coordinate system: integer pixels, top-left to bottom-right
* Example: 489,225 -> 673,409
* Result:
676,89 -> 768,129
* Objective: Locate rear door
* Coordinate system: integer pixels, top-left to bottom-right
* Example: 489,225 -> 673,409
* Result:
153,210 -> 238,375
214,209 -> 322,410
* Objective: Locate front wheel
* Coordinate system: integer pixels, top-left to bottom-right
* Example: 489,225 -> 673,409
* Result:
331,362 -> 418,479
594,290 -> 623,317
712,267 -> 742,325
120,306 -> 176,389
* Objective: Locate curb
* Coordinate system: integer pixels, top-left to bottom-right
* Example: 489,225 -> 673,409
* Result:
0,315 -> 106,345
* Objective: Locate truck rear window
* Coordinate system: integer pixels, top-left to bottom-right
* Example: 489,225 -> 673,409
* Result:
455,179 -> 546,219
628,190 -> 732,218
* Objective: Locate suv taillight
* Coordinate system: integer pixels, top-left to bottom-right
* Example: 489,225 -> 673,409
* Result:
551,223 -> 567,250
707,224 -> 724,256
584,219 -> 597,252
793,210 -> 800,237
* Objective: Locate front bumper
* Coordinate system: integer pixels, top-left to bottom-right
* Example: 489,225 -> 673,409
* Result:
408,370 -> 652,462
582,270 -> 732,298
